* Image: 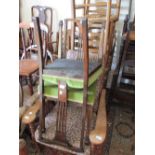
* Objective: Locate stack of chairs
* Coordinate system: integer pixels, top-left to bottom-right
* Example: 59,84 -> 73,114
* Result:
21,0 -> 120,154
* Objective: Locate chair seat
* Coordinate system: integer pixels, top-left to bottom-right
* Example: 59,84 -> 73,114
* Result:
44,80 -> 97,105
19,59 -> 39,76
43,59 -> 102,89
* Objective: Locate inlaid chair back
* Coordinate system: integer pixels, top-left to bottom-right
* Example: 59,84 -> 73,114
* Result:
32,0 -> 111,153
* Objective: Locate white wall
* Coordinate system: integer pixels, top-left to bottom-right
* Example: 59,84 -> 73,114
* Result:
20,0 -> 135,31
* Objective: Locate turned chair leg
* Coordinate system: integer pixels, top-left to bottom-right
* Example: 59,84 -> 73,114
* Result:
27,75 -> 33,95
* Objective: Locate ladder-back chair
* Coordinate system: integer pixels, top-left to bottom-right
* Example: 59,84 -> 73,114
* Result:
71,0 -> 120,19
29,0 -> 111,153
71,0 -> 121,79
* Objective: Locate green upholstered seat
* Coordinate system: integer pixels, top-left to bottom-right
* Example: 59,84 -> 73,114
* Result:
42,59 -> 102,105
44,81 -> 97,105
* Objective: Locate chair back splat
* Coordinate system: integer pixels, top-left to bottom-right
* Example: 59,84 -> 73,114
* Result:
32,5 -> 53,34
33,0 -> 111,154
32,5 -> 58,61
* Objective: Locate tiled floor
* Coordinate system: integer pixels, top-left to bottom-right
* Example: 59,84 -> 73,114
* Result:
109,105 -> 135,155
21,85 -> 135,155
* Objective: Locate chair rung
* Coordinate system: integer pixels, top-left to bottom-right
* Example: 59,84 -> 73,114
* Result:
75,3 -> 118,9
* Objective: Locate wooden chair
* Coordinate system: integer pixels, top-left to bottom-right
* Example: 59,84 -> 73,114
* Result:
32,5 -> 58,62
22,0 -> 111,153
109,23 -> 135,106
116,30 -> 135,94
19,22 -> 48,95
71,0 -> 121,85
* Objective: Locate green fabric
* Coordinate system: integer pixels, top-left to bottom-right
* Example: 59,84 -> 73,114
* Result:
42,67 -> 102,89
43,81 -> 97,105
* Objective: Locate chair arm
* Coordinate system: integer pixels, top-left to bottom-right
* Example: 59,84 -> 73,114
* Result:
89,89 -> 107,145
19,89 -> 39,120
22,99 -> 41,125
19,106 -> 28,120
21,92 -> 40,125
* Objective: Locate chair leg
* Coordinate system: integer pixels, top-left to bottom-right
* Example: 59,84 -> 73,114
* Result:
90,143 -> 103,155
27,75 -> 33,95
85,105 -> 93,144
39,96 -> 46,139
19,139 -> 29,155
29,123 -> 40,153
